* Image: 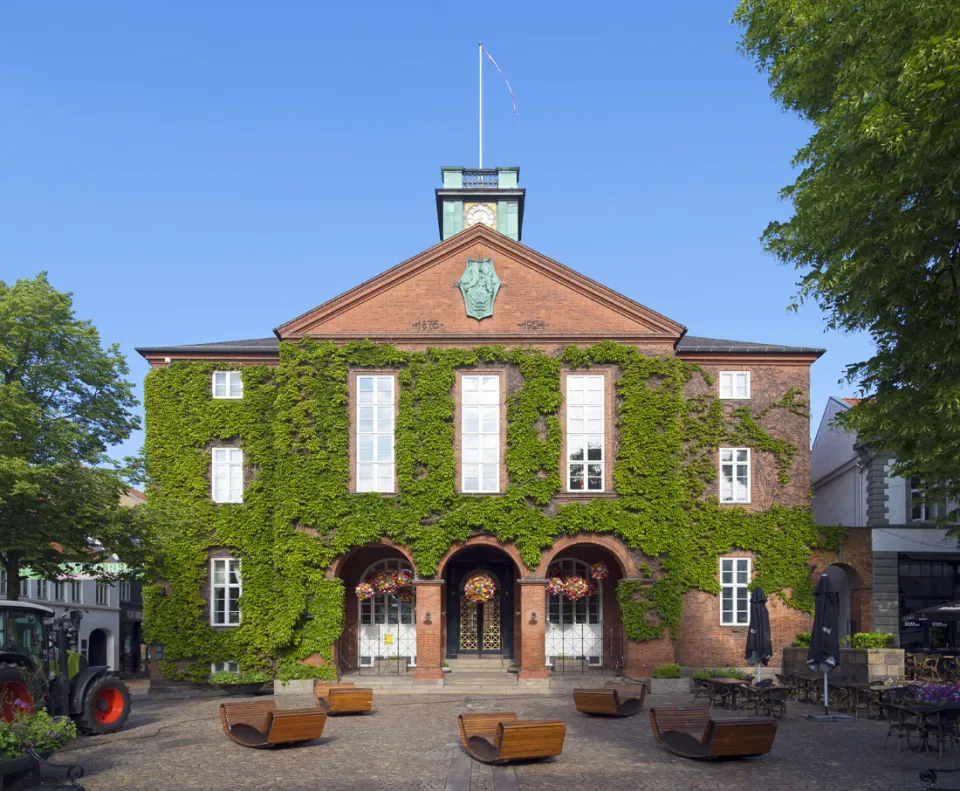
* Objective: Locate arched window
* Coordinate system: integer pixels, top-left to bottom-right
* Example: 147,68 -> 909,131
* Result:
357,558 -> 416,668
545,558 -> 602,666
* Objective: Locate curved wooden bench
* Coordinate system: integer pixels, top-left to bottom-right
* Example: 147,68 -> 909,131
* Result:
458,713 -> 565,765
314,685 -> 374,715
649,707 -> 777,760
314,681 -> 355,700
574,684 -> 646,717
220,701 -> 326,749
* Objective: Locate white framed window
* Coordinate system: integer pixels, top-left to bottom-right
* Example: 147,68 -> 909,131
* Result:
212,371 -> 243,399
567,375 -> 604,492
462,375 -> 500,493
720,448 -> 751,503
210,660 -> 239,675
356,375 -> 395,493
20,578 -> 30,598
720,558 -> 751,626
211,558 -> 241,626
211,448 -> 244,503
95,582 -> 109,606
719,371 -> 750,400
36,580 -> 49,600
54,581 -> 66,602
70,580 -> 82,603
119,582 -> 132,601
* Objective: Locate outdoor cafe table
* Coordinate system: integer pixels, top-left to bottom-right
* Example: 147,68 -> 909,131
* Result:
889,703 -> 960,753
708,677 -> 750,710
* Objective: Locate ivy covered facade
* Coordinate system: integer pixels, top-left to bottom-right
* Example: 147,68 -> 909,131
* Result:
137,168 -> 827,684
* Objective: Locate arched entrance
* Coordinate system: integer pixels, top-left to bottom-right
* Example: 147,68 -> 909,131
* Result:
444,545 -> 517,660
823,563 -> 858,642
545,558 -> 602,666
357,558 -> 416,668
88,628 -> 108,667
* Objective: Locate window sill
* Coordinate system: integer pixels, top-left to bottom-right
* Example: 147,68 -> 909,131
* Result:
719,500 -> 752,506
210,624 -> 240,629
556,492 -> 617,501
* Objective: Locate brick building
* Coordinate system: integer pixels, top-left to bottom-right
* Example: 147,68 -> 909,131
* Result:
138,166 -> 825,683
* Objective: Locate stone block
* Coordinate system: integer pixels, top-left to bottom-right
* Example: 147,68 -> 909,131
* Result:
274,679 -> 315,696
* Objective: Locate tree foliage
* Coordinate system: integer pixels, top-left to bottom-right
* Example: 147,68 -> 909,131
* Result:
0,273 -> 143,598
735,1 -> 960,516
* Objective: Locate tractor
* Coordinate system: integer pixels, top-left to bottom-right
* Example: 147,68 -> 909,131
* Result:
0,600 -> 131,734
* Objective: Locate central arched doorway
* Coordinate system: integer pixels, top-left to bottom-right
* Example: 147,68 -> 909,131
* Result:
444,545 -> 516,660
545,558 -> 602,666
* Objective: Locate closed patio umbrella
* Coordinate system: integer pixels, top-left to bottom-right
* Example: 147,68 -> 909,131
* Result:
746,587 -> 772,683
807,574 -> 841,717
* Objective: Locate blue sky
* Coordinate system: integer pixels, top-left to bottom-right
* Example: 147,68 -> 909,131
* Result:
1,1 -> 873,461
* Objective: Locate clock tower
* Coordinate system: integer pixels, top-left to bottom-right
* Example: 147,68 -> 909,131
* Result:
435,166 -> 525,241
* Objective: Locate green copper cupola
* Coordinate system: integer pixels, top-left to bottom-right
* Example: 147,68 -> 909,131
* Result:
435,166 -> 525,241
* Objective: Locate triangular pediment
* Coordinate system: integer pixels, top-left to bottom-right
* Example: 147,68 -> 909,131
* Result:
275,224 -> 686,344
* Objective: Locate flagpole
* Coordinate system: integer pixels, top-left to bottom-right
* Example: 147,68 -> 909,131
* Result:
478,41 -> 483,168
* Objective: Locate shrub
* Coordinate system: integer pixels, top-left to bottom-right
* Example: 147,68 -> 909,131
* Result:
209,671 -> 270,685
849,632 -> 897,649
652,663 -> 683,679
692,667 -> 749,680
0,705 -> 76,759
791,631 -> 811,647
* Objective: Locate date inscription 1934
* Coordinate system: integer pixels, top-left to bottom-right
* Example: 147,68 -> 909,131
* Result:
412,319 -> 444,330
517,320 -> 548,331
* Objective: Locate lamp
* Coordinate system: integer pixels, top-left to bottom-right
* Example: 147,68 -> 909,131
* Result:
529,611 -> 538,625
424,611 -> 432,625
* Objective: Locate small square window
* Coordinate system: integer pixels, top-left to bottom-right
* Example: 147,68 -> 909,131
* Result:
719,372 -> 750,400
212,371 -> 243,399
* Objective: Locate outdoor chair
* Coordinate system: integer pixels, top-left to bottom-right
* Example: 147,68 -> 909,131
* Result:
747,685 -> 788,719
920,766 -> 960,790
941,656 -> 960,684
906,653 -> 919,681
881,703 -> 926,752
314,684 -> 374,715
648,707 -> 777,760
457,713 -> 566,765
573,684 -> 646,717
708,680 -> 733,710
219,701 -> 327,749
922,655 -> 943,682
692,677 -> 714,705
923,708 -> 960,759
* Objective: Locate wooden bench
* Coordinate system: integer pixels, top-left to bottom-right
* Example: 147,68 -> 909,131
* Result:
457,712 -> 566,765
573,683 -> 647,717
649,707 -> 777,760
314,683 -> 374,715
220,700 -> 327,749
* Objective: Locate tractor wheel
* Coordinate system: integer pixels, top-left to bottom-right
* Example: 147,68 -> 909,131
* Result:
73,675 -> 131,734
0,663 -> 45,722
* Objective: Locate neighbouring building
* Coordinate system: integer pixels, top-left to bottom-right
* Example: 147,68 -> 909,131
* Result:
811,396 -> 960,649
137,166 -> 828,685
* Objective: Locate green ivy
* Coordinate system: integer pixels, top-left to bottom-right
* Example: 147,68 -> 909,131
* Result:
142,340 -> 820,677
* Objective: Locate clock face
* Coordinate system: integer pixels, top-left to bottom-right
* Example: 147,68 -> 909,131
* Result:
465,203 -> 496,229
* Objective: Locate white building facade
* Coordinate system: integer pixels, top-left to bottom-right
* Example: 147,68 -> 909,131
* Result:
0,565 -> 126,671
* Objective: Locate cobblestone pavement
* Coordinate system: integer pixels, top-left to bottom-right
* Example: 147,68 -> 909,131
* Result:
56,691 -> 940,791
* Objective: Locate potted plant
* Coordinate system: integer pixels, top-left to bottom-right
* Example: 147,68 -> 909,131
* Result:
208,671 -> 270,696
442,662 -> 452,674
0,700 -> 77,787
649,663 -> 691,694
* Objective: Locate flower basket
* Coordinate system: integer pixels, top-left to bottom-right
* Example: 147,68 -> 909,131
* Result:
464,574 -> 496,603
355,582 -> 376,600
545,577 -> 565,596
590,562 -> 609,581
563,575 -> 590,600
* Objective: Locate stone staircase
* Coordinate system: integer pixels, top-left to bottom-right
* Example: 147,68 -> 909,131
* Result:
441,656 -> 521,694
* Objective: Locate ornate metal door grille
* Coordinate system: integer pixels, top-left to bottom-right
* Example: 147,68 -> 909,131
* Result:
460,597 -> 479,651
482,597 -> 501,651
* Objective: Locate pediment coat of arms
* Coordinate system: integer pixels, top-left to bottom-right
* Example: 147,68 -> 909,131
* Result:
457,258 -> 501,320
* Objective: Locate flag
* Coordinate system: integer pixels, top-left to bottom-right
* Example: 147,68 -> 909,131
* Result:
482,46 -> 519,117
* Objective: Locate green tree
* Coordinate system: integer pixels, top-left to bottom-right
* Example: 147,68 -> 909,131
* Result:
735,1 -> 960,516
0,273 -> 142,598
